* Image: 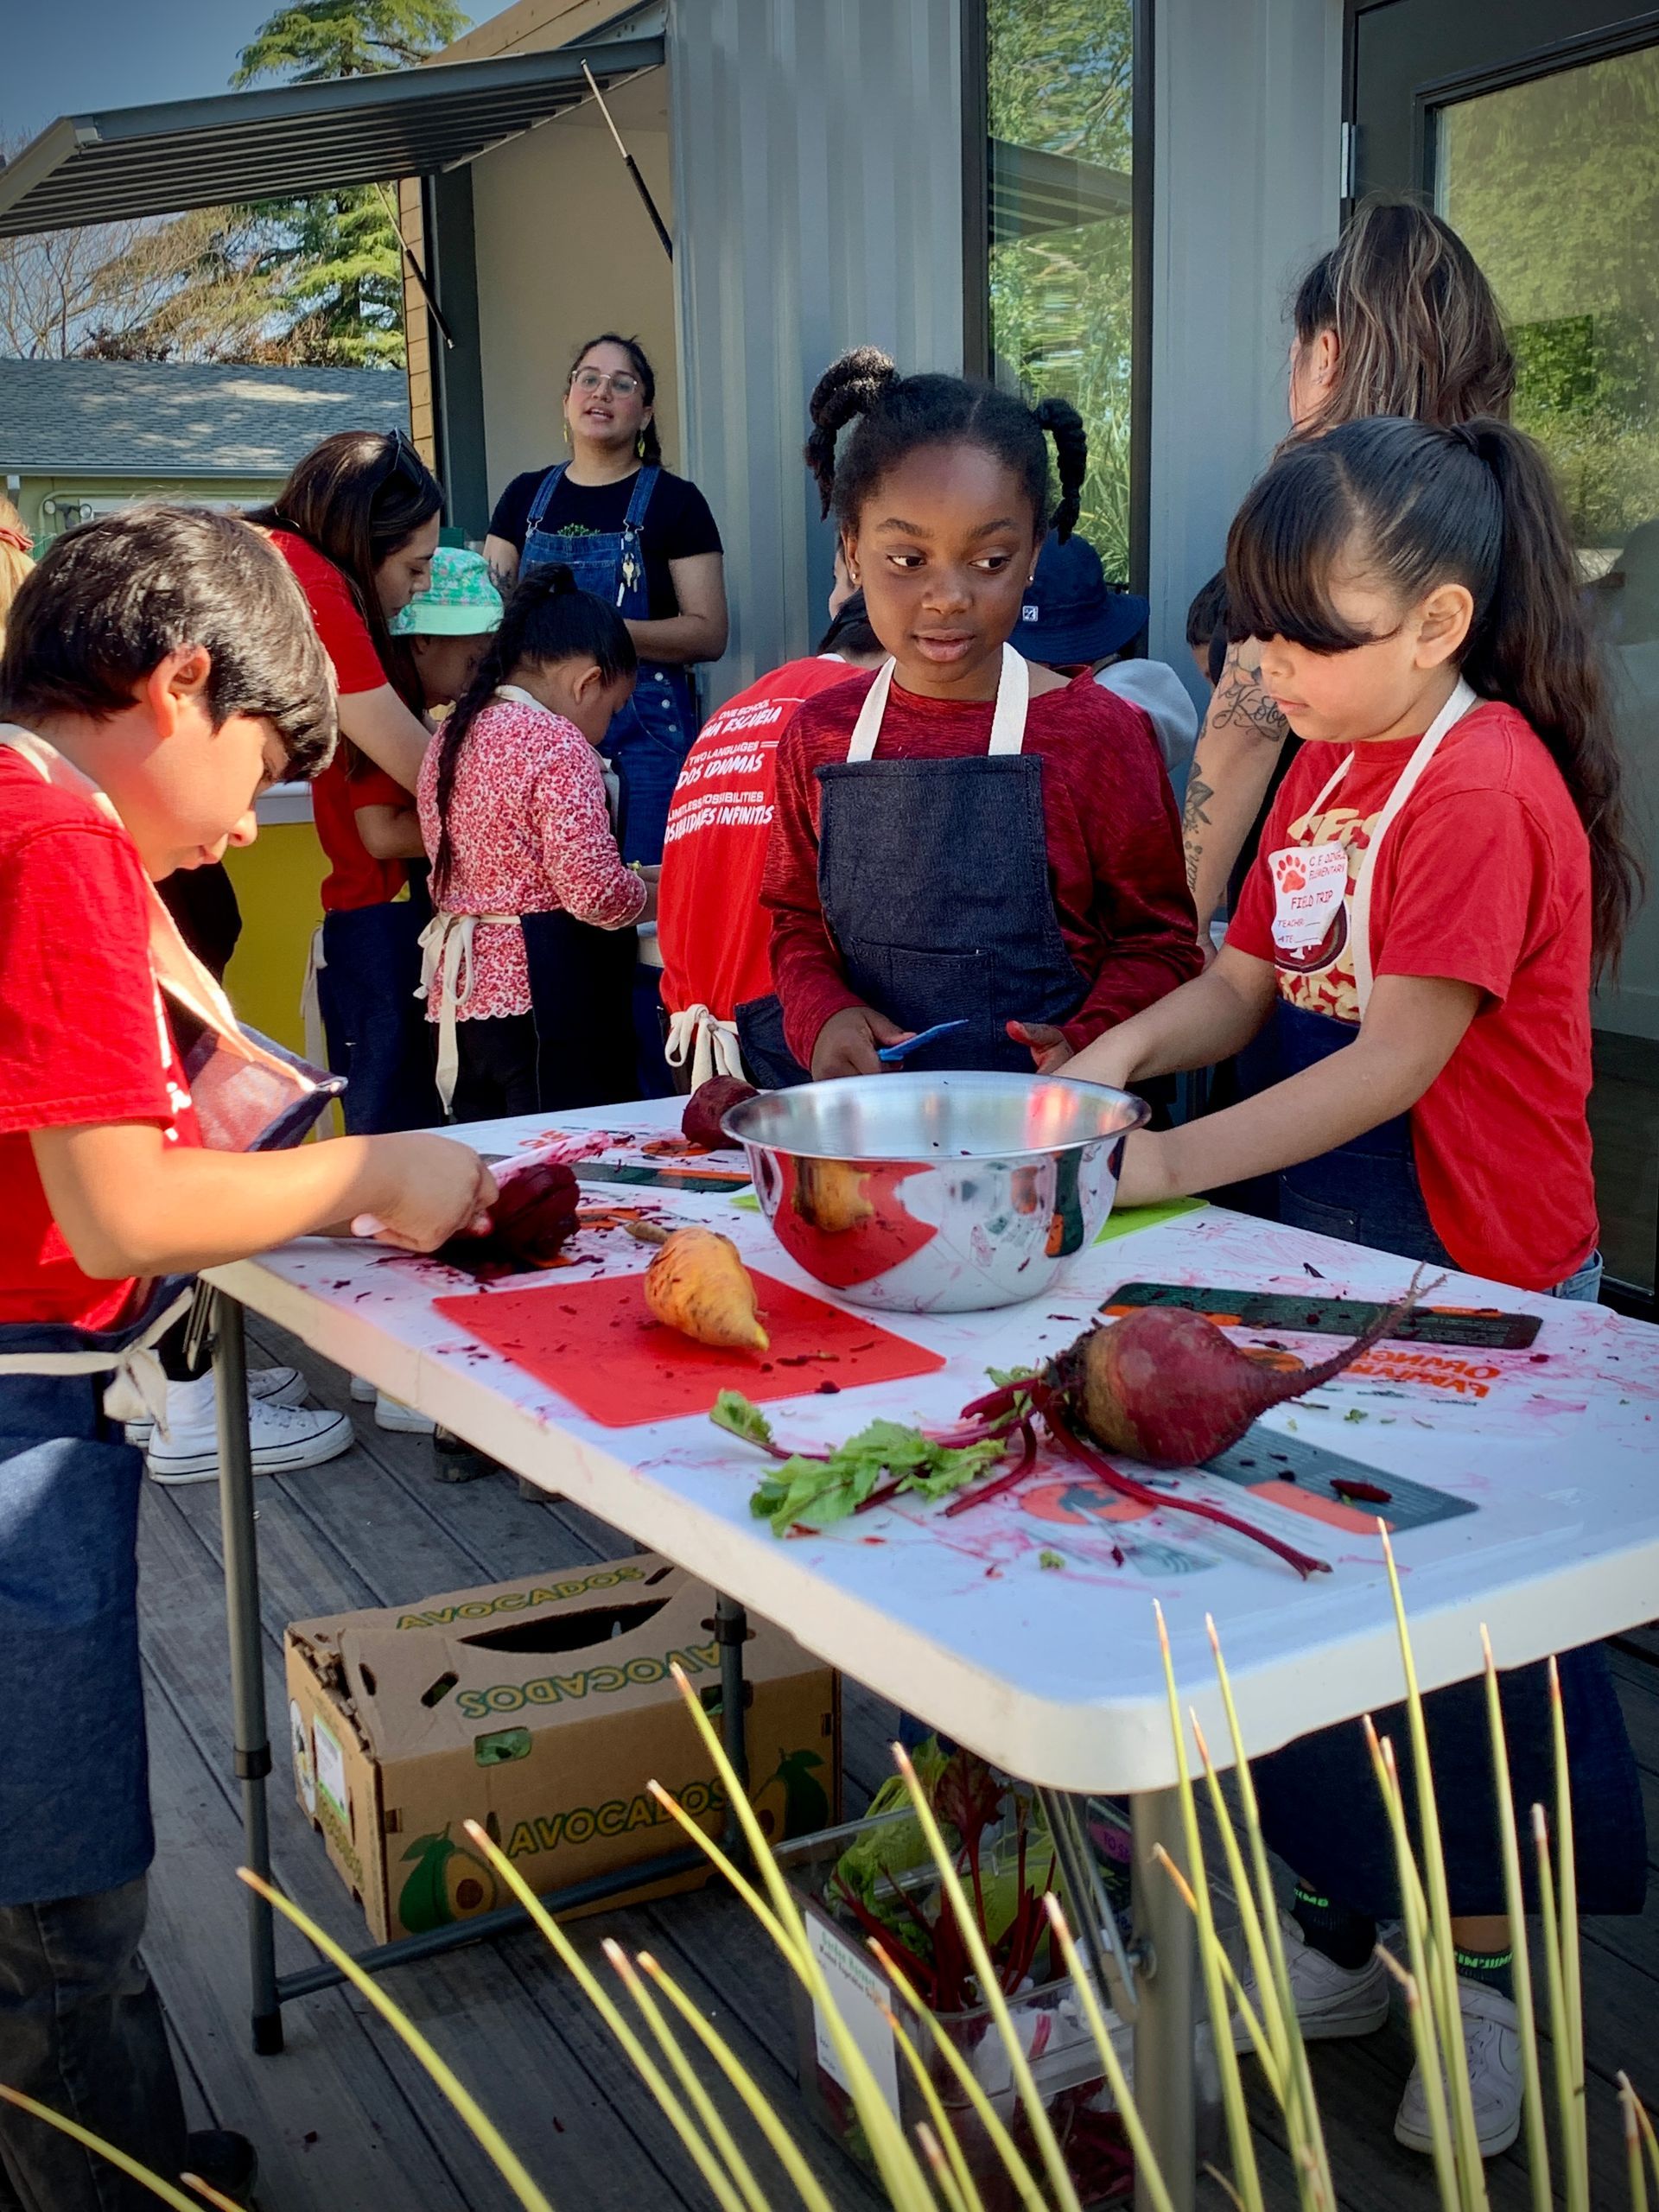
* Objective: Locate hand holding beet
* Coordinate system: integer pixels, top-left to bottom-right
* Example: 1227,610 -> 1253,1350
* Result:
442,1155 -> 582,1268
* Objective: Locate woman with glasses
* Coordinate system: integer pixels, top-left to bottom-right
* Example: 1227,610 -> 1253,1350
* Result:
251,429 -> 444,1135
483,333 -> 728,865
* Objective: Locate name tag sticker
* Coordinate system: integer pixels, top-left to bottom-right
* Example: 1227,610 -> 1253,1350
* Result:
1269,842 -> 1348,955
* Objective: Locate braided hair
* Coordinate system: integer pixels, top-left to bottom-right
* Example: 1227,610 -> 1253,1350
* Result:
804,346 -> 1087,544
429,564 -> 637,901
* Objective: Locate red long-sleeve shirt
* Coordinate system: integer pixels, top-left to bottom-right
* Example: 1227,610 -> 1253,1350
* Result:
763,668 -> 1202,1068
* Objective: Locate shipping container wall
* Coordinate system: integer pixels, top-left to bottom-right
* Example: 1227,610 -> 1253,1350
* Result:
668,0 -> 968,703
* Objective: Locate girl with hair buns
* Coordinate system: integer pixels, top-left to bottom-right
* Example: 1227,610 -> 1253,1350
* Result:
757,348 -> 1200,1085
1184,196 -> 1516,943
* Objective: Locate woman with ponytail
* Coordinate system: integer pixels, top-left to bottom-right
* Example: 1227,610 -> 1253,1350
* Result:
416,566 -> 646,1120
755,348 -> 1199,1084
1068,414 -> 1645,2158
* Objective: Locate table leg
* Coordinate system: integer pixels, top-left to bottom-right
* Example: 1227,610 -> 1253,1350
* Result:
714,1593 -> 750,1858
213,1292 -> 283,2056
1131,1785 -> 1196,2212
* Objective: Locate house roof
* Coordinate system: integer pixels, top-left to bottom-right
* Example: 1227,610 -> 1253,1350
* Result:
0,37 -> 663,238
0,359 -> 410,480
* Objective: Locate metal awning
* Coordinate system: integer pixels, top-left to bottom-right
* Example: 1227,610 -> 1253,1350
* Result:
0,35 -> 664,238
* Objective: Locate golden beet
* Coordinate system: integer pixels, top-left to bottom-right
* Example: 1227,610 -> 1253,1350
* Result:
645,1227 -> 769,1353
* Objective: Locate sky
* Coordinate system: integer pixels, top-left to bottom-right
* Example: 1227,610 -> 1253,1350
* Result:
1,1 -> 517,145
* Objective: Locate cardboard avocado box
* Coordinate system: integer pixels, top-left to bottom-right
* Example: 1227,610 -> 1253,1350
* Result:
285,1554 -> 841,1942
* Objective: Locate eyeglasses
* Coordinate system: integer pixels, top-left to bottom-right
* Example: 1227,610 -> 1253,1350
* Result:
571,368 -> 643,398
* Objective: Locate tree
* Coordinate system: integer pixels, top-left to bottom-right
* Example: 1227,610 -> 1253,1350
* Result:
230,0 -> 468,367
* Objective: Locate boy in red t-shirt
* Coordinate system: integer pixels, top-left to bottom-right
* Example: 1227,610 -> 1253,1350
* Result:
0,508 -> 494,2211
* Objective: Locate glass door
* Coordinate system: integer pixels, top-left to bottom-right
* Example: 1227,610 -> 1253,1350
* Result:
1353,3 -> 1659,1310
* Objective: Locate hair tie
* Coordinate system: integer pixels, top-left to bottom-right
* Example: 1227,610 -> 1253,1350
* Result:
0,524 -> 31,555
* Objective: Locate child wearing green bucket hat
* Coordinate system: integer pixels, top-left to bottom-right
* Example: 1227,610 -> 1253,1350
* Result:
390,545 -> 504,714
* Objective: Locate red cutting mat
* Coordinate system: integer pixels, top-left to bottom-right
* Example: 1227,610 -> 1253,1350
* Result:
432,1268 -> 944,1426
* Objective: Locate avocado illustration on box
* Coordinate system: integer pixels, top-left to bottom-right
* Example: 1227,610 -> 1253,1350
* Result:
753,1748 -> 830,1840
398,1824 -> 500,1933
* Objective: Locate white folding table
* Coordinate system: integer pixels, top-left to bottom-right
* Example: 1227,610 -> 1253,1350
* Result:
204,1099 -> 1659,2212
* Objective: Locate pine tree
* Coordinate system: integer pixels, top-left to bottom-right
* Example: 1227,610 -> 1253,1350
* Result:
232,0 -> 470,367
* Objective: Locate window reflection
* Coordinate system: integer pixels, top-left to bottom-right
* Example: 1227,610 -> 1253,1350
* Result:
987,0 -> 1135,579
1439,45 -> 1659,1293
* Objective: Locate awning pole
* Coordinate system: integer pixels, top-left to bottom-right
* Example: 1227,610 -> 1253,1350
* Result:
376,182 -> 456,351
581,60 -> 672,261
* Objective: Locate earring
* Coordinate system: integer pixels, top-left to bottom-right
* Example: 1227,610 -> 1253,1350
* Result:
636,433 -> 646,460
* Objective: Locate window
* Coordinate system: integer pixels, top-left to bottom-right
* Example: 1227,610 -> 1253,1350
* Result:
982,0 -> 1136,580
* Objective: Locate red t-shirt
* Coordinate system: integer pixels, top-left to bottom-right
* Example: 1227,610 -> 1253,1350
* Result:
269,528 -> 410,912
0,753 -> 202,1330
658,657 -> 863,1020
764,668 -> 1201,1068
1227,700 -> 1597,1291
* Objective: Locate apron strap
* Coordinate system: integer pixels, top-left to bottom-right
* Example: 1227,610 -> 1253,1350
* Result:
417,910 -> 519,1116
1349,678 -> 1478,1016
524,463 -> 569,538
664,1004 -> 745,1091
0,1284 -> 195,1427
843,643 -> 1030,764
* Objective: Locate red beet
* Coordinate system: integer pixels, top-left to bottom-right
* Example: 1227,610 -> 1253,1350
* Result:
448,1157 -> 581,1268
1050,1283 -> 1423,1471
682,1076 -> 758,1150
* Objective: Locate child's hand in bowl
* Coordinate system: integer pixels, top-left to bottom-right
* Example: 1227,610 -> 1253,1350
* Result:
810,1005 -> 914,1079
1007,1020 -> 1072,1074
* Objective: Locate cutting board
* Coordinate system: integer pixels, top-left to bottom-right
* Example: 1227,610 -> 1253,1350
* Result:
432,1268 -> 944,1427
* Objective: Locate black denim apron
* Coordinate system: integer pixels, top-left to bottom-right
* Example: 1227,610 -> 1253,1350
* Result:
742,649 -> 1085,1083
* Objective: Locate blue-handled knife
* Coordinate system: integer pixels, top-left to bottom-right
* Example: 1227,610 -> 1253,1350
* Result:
877,1019 -> 972,1064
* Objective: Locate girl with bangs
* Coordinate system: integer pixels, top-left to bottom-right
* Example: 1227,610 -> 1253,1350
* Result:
1067,413 -> 1645,2159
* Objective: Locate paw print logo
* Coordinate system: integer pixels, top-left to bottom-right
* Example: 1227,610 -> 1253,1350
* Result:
1276,855 -> 1306,891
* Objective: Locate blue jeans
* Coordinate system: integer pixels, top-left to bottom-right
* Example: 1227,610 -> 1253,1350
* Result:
318,899 -> 439,1135
1551,1250 -> 1603,1302
0,1877 -> 186,2211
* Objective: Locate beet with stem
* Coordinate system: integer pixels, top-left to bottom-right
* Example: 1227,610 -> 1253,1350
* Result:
1050,1274 -> 1430,1470
681,1076 -> 758,1150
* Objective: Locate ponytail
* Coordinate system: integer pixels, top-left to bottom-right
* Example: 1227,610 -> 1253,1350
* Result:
429,563 -> 637,901
1452,420 -> 1641,969
804,347 -> 1089,544
1226,412 -> 1643,975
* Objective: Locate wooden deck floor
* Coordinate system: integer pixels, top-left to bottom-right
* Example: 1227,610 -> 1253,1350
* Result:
136,1318 -> 1659,2212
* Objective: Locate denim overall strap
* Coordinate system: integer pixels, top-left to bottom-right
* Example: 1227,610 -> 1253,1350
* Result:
815,650 -> 1084,1074
0,1292 -> 195,1904
520,466 -> 696,863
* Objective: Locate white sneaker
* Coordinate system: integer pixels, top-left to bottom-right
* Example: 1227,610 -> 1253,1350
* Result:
1394,1979 -> 1522,2159
350,1376 -> 378,1403
125,1365 -> 305,1446
146,1372 -> 354,1484
375,1391 -> 435,1435
1233,1912 -> 1390,2051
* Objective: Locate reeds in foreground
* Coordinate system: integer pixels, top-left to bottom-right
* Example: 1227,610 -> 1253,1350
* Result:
1,1581 -> 1651,2211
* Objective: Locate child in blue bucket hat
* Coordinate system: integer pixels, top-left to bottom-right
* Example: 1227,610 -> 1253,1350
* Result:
1011,532 -> 1199,781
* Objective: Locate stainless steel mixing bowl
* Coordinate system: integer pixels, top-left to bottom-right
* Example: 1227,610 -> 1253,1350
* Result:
721,1071 -> 1150,1313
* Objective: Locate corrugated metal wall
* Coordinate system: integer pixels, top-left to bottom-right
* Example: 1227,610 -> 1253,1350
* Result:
668,0 -> 966,703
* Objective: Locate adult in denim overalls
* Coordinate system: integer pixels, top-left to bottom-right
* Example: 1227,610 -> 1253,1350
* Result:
488,336 -> 727,866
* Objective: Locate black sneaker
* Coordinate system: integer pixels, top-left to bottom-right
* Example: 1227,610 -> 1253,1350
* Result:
183,2130 -> 258,2207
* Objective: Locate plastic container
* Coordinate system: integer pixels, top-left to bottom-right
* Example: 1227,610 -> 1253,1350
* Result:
776,1799 -> 1224,2208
